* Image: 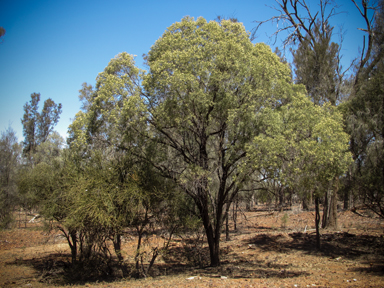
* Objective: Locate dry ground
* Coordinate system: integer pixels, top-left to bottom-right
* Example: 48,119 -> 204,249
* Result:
1,205 -> 384,287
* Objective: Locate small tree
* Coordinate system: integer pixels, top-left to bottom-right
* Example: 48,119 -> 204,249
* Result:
21,93 -> 62,166
248,93 -> 352,248
0,127 -> 21,229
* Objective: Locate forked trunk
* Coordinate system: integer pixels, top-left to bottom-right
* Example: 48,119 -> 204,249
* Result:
199,196 -> 221,267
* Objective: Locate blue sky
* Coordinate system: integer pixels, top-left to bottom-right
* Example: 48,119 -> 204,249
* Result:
0,0 -> 371,142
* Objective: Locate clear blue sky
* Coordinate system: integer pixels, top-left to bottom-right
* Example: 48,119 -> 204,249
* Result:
0,0 -> 370,142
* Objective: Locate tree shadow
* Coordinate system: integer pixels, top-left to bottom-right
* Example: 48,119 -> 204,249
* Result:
160,243 -> 310,280
244,231 -> 384,275
348,260 -> 384,276
9,230 -> 382,285
7,252 -> 130,285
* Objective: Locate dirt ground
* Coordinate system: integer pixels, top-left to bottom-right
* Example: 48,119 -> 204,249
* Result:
1,205 -> 384,287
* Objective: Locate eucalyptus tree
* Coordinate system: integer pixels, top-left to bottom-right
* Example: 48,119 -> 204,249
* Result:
0,127 -> 21,229
17,132 -> 64,215
292,21 -> 341,106
139,17 -> 306,266
345,0 -> 384,217
252,0 -> 380,228
21,93 -> 62,166
68,16 -> 351,265
248,93 -> 352,248
291,21 -> 343,227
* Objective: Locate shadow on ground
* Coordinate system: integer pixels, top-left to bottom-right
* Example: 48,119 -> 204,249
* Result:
7,238 -> 312,286
244,231 -> 384,276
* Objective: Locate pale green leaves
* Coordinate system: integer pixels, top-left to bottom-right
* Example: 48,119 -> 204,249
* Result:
68,52 -> 145,149
248,92 -> 352,191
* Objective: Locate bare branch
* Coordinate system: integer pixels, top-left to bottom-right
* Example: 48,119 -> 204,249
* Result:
350,0 -> 377,87
252,0 -> 342,49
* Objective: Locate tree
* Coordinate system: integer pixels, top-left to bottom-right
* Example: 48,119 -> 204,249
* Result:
78,82 -> 94,112
345,0 -> 384,217
0,127 -> 21,229
351,0 -> 383,88
34,131 -> 64,165
21,93 -> 62,165
248,93 -> 352,248
67,58 -> 182,277
252,0 -> 379,229
22,93 -> 40,159
292,21 -> 341,106
17,132 -> 64,213
69,17 -> 298,267
141,17 -> 309,266
291,20 -> 343,227
68,16 -> 352,266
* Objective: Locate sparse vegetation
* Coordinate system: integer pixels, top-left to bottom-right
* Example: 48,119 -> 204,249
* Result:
1,205 -> 384,287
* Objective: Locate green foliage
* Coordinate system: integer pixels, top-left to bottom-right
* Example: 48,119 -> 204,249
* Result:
346,56 -> 384,217
292,21 -> 340,105
66,150 -> 141,231
21,93 -> 62,165
247,92 -> 352,195
344,0 -> 384,217
0,127 -> 21,229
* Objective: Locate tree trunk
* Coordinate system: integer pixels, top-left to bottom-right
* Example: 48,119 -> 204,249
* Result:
246,195 -> 251,211
322,179 -> 338,229
61,228 -> 77,265
279,186 -> 285,211
113,233 -> 129,277
135,227 -> 144,278
302,195 -> 309,211
113,233 -> 123,261
204,221 -> 220,267
343,189 -> 351,210
309,190 -> 313,206
233,199 -> 238,231
343,172 -> 353,210
225,205 -> 230,241
69,230 -> 77,264
315,196 -> 321,250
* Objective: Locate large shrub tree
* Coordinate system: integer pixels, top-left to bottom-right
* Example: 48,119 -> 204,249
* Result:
141,17 -> 300,266
69,17 -> 351,266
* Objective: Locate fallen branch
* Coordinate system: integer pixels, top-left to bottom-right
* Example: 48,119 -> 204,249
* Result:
29,214 -> 41,223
